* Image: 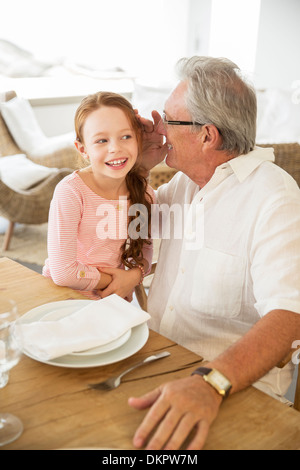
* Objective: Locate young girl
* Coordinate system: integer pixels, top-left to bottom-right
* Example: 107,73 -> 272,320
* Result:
43,92 -> 154,301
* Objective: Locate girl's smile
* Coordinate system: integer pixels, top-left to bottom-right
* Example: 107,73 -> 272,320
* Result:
105,157 -> 129,169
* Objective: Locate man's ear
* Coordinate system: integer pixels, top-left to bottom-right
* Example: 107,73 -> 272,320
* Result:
201,125 -> 222,149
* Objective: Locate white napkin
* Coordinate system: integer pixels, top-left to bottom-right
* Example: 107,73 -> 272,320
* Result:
18,295 -> 150,360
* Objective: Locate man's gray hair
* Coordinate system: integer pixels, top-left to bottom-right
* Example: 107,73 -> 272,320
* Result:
176,56 -> 257,155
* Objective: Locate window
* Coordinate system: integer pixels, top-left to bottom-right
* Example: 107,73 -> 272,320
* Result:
0,0 -> 190,88
209,0 -> 261,77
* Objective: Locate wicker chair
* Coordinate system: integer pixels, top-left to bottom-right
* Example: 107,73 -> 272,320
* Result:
260,142 -> 300,188
149,161 -> 177,189
0,90 -> 83,251
0,90 -> 84,168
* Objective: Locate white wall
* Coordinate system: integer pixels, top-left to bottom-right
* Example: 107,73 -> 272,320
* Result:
187,0 -> 300,90
186,0 -> 212,56
208,0 -> 261,77
254,0 -> 300,90
32,102 -> 80,136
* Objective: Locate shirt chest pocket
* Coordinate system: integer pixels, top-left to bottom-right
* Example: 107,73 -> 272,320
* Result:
190,248 -> 246,318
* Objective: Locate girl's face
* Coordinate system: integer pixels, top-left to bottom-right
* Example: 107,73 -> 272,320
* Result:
76,106 -> 139,179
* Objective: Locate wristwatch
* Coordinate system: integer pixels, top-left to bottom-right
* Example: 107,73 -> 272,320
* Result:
191,367 -> 232,399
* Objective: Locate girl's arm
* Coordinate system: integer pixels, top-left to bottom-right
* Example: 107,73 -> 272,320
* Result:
46,181 -> 101,291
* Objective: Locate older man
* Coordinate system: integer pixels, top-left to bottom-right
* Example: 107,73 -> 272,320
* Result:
128,56 -> 300,450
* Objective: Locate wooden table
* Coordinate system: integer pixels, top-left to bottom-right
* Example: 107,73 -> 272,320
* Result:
1,257 -> 300,450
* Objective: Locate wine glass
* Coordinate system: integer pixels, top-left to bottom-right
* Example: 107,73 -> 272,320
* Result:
0,299 -> 23,446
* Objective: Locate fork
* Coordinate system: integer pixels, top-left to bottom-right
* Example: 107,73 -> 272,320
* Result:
88,351 -> 171,390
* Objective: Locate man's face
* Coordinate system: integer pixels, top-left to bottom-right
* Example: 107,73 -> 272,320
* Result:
158,81 -> 202,175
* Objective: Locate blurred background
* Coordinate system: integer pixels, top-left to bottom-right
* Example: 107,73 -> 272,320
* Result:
0,0 -> 298,175
1,0 -> 299,128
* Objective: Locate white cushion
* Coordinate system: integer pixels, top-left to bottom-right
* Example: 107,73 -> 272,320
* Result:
0,97 -> 48,154
256,89 -> 300,144
0,154 -> 58,191
0,96 -> 75,157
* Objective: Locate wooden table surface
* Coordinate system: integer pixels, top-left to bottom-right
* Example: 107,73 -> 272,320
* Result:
1,257 -> 300,450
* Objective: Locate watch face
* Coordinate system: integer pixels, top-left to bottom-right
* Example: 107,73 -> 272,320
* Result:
209,370 -> 231,390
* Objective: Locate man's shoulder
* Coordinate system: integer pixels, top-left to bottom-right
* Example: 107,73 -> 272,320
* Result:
253,160 -> 300,197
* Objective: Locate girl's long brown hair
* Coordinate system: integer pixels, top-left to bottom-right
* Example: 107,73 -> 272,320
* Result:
74,91 -> 152,269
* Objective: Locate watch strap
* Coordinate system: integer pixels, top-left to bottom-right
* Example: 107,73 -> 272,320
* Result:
191,367 -> 212,377
191,367 -> 232,398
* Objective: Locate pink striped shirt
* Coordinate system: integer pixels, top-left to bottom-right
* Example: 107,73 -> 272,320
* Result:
43,171 -> 154,298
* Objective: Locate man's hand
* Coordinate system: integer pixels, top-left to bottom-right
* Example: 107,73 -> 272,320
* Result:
135,110 -> 168,174
128,375 -> 222,450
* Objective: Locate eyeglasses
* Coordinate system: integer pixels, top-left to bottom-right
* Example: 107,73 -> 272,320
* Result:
162,112 -> 205,127
162,112 -> 221,134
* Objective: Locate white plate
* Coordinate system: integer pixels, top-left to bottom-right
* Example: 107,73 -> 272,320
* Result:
20,300 -> 149,368
41,307 -> 132,357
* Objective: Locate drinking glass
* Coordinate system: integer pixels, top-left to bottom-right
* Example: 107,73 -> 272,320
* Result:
0,299 -> 23,446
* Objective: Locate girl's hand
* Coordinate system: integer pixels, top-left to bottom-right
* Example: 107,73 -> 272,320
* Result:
98,267 -> 142,300
95,270 -> 113,290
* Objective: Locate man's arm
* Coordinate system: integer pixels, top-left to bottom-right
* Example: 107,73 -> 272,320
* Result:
207,309 -> 300,393
129,309 -> 300,450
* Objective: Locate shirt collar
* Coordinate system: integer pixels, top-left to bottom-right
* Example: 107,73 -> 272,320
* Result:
225,146 -> 275,183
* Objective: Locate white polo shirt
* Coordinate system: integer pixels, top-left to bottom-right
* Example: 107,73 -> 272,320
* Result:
148,147 -> 300,399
